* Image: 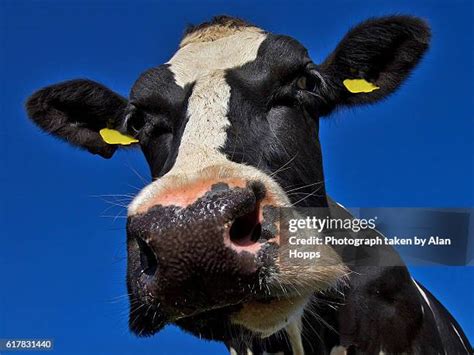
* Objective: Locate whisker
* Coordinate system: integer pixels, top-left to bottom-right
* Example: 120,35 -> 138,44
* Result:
284,180 -> 324,194
125,162 -> 149,186
100,215 -> 128,219
291,185 -> 324,206
269,153 -> 299,178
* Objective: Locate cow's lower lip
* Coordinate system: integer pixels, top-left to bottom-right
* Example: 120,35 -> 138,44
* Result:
171,294 -> 280,323
171,302 -> 241,322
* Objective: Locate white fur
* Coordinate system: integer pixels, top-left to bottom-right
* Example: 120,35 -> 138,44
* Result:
168,70 -> 231,174
168,29 -> 265,175
451,323 -> 469,353
412,278 -> 433,312
286,316 -> 305,355
169,30 -> 266,87
329,346 -> 346,355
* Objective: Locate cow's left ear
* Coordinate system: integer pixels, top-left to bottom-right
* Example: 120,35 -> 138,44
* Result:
316,16 -> 431,115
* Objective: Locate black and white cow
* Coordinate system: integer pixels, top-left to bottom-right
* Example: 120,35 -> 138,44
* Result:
26,16 -> 471,355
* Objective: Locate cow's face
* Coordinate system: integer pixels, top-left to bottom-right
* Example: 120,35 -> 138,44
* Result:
26,16 -> 429,340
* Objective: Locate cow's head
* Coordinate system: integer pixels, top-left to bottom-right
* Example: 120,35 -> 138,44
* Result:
26,16 -> 430,341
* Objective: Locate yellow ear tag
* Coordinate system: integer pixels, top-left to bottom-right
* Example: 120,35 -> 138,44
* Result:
99,128 -> 139,145
343,79 -> 380,93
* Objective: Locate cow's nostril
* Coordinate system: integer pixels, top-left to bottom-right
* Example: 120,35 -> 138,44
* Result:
136,238 -> 158,276
229,205 -> 261,247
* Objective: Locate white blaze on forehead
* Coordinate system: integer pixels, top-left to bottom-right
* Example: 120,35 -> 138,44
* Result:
168,29 -> 266,87
166,30 -> 267,175
169,71 -> 230,173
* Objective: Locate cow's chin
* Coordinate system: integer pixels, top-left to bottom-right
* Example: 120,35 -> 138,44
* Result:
230,294 -> 310,337
171,294 -> 310,341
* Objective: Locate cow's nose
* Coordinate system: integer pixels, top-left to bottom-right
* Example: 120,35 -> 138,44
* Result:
133,181 -> 264,270
126,180 -> 276,317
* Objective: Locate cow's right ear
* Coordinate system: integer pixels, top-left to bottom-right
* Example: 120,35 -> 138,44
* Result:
26,79 -> 131,159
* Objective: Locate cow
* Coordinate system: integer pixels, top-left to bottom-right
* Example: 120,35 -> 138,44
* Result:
26,15 -> 471,355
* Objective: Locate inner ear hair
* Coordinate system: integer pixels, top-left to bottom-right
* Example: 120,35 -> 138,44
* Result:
318,15 -> 431,111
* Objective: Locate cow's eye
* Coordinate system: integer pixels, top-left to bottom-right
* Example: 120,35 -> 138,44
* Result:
296,76 -> 307,90
294,63 -> 326,93
296,69 -> 324,92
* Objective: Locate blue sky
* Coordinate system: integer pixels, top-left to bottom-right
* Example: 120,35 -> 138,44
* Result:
1,0 -> 473,353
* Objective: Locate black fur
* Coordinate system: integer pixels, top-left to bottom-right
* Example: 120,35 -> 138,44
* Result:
224,34 -> 327,207
128,65 -> 191,178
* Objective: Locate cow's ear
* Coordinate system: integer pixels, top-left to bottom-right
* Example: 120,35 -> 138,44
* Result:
26,79 -> 133,159
316,16 -> 430,115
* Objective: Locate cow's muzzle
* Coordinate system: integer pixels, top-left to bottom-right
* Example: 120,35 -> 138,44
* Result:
126,181 -> 280,335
